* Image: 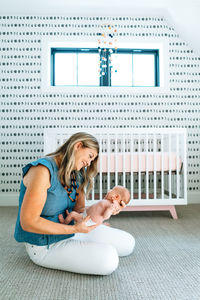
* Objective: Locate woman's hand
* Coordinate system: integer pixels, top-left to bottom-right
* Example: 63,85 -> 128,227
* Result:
59,213 -> 99,233
74,215 -> 100,233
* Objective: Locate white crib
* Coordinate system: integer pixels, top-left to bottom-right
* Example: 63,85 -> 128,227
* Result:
44,128 -> 187,219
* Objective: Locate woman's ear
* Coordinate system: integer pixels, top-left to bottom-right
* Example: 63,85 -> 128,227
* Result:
74,142 -> 83,150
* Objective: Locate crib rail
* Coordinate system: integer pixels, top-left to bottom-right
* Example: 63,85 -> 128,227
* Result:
44,128 -> 187,208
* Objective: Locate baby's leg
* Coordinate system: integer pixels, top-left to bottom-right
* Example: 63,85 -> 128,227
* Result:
65,211 -> 83,224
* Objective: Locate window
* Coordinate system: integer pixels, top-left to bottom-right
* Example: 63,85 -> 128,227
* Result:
51,48 -> 159,87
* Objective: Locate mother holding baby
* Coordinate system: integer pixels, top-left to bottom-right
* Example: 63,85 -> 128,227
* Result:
14,132 -> 135,275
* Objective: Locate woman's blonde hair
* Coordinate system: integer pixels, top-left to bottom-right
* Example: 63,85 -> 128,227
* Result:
46,132 -> 99,198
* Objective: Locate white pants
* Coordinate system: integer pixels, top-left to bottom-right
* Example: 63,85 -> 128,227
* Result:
25,224 -> 135,275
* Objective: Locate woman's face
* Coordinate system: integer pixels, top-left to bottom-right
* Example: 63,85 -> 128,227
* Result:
74,142 -> 98,171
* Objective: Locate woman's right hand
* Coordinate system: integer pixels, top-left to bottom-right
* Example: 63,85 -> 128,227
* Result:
74,215 -> 100,233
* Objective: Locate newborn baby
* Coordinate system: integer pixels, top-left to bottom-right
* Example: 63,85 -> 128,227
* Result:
61,185 -> 130,225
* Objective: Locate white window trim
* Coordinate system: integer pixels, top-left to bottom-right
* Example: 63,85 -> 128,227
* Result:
41,37 -> 169,94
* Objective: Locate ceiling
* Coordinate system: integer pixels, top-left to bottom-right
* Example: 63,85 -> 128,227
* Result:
0,0 -> 200,55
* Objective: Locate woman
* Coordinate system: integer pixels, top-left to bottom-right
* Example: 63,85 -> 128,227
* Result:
14,132 -> 135,275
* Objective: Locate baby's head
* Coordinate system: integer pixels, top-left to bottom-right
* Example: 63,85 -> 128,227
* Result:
105,186 -> 130,206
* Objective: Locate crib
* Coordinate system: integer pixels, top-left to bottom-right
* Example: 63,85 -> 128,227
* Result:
44,128 -> 187,219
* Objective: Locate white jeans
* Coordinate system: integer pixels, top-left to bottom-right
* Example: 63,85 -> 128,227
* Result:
25,224 -> 135,275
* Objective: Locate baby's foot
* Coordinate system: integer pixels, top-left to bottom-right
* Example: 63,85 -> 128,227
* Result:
103,222 -> 111,227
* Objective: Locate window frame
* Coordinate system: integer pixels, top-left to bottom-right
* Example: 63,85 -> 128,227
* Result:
51,47 -> 160,87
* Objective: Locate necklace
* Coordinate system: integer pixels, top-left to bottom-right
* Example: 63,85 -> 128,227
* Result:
64,171 -> 79,202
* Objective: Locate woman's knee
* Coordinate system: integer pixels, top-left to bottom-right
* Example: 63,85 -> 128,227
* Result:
63,240 -> 119,276
97,244 -> 119,275
119,232 -> 135,257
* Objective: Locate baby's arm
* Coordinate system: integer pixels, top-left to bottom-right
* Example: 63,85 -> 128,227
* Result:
102,200 -> 120,220
102,207 -> 114,220
86,201 -> 110,223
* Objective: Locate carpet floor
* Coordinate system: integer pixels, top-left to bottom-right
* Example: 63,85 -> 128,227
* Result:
0,205 -> 200,300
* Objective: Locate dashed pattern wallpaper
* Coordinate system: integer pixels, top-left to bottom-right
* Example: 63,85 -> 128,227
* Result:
0,16 -> 199,201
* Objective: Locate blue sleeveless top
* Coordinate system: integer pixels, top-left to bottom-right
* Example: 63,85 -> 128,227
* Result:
14,157 -> 81,246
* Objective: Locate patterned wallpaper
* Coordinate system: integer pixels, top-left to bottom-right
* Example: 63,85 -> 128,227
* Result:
0,16 -> 199,203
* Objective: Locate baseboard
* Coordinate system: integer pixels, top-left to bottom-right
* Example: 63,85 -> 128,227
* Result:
188,192 -> 200,204
0,194 -> 19,206
0,192 -> 200,206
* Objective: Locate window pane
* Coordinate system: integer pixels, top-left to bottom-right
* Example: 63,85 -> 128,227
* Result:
78,53 -> 99,86
111,54 -> 132,86
55,53 -> 77,86
133,54 -> 155,86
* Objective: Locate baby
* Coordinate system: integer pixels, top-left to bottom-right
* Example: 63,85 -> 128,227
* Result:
62,186 -> 130,226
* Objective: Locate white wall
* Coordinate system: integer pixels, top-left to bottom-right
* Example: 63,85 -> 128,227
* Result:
0,15 -> 199,205
0,0 -> 200,55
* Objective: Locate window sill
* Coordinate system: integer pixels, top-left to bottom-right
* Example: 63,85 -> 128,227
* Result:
41,85 -> 170,94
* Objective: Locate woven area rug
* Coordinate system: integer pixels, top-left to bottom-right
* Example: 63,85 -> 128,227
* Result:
0,205 -> 200,300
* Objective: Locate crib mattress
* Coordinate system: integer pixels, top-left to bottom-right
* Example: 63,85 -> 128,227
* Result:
98,152 -> 182,173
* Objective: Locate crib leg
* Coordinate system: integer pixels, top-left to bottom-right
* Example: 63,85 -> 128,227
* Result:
123,205 -> 178,219
169,205 -> 178,220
